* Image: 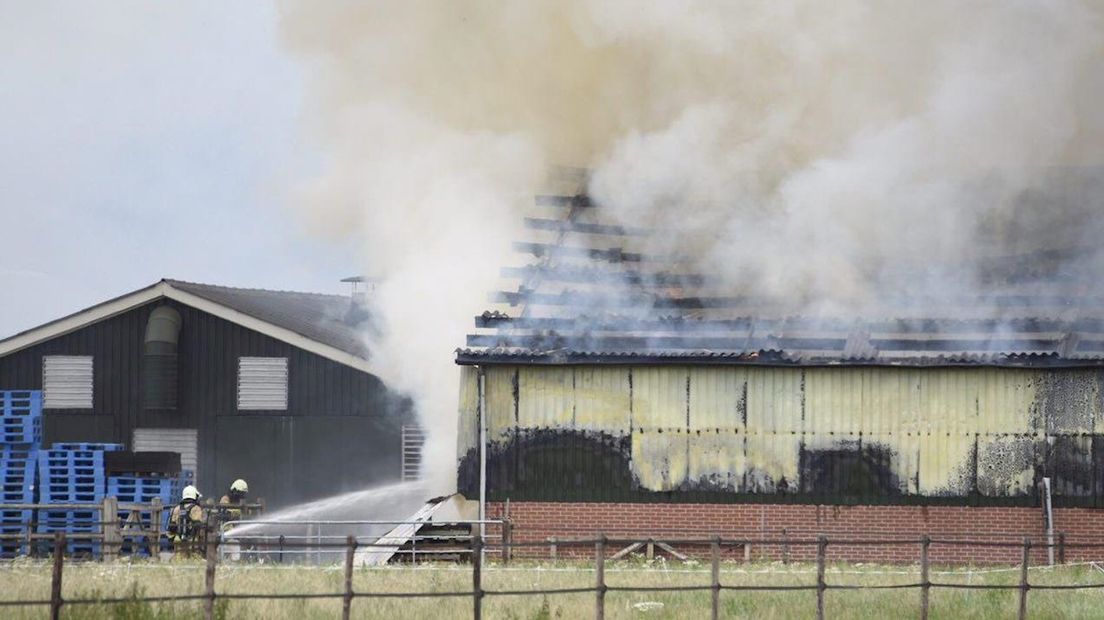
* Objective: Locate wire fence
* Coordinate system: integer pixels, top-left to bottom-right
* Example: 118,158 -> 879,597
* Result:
6,532 -> 1104,620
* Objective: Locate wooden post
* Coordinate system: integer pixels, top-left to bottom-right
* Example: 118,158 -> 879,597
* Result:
472,534 -> 483,620
781,528 -> 789,564
549,536 -> 557,560
204,538 -> 218,620
646,539 -> 655,560
23,516 -> 32,558
920,535 -> 930,620
1058,532 -> 1066,565
151,497 -> 163,560
102,497 -> 119,562
502,520 -> 512,565
342,535 -> 356,620
815,536 -> 827,620
50,533 -> 64,620
710,535 -> 721,620
596,535 -> 607,620
1018,538 -> 1031,620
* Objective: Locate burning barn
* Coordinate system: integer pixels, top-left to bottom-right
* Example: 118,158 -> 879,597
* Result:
0,279 -> 417,509
455,192 -> 1104,561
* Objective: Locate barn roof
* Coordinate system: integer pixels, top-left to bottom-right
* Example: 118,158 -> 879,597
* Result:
0,279 -> 373,372
164,280 -> 369,358
458,194 -> 1104,368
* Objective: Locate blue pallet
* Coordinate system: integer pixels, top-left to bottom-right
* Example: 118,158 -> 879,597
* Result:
0,508 -> 33,555
50,443 -> 123,452
0,390 -> 42,416
108,478 -> 175,498
39,490 -> 103,503
39,449 -> 106,464
37,509 -> 99,529
0,486 -> 33,503
0,416 -> 41,446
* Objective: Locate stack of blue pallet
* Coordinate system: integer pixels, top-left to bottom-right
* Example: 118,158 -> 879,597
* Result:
0,391 -> 42,557
37,442 -> 123,556
108,470 -> 194,554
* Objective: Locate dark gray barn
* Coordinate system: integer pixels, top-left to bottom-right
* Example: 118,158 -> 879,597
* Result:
0,279 -> 413,509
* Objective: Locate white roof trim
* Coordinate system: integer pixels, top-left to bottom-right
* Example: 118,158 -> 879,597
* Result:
0,281 -> 375,374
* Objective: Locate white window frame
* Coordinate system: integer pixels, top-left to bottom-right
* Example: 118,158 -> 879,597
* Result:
237,356 -> 289,411
42,355 -> 94,409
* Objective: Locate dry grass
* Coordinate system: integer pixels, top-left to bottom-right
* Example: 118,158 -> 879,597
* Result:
2,557 -> 1104,619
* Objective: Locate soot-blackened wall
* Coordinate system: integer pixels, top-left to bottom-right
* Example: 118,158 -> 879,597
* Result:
457,365 -> 1104,506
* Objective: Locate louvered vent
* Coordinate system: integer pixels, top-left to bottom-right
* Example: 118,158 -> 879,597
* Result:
237,357 -> 288,410
133,428 -> 198,476
42,355 -> 93,409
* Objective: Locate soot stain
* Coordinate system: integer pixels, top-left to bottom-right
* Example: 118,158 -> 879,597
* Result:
799,441 -> 902,497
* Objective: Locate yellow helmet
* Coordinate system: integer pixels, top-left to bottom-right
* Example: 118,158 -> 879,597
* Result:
230,479 -> 249,494
182,485 -> 201,501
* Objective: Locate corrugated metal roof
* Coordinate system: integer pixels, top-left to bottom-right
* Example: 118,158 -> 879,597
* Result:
165,280 -> 370,359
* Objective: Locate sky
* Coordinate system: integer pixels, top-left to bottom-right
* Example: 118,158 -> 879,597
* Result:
0,1 -> 353,337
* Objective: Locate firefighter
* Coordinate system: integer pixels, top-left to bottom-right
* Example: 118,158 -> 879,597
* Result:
217,479 -> 250,561
218,479 -> 249,523
168,485 -> 206,558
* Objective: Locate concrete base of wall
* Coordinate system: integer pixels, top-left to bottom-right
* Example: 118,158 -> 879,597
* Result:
488,501 -> 1104,565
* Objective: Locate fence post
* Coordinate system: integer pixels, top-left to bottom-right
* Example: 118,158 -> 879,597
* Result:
596,535 -> 607,620
50,533 -> 65,620
343,535 -> 357,620
1058,532 -> 1066,565
23,517 -> 32,558
204,537 -> 218,620
781,528 -> 789,564
151,497 -> 163,560
1018,537 -> 1031,620
102,496 -> 119,562
816,536 -> 827,620
502,520 -> 512,566
920,535 -> 930,620
472,533 -> 483,620
549,536 -> 557,560
711,535 -> 721,620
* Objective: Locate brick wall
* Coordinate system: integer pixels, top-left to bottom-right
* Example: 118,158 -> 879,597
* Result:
488,502 -> 1104,565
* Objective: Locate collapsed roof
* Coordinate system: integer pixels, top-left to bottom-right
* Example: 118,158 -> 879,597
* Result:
458,193 -> 1104,367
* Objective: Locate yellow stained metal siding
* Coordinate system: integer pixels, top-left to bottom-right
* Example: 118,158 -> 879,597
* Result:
461,364 -> 1103,498
573,367 -> 631,432
484,367 -> 516,439
633,367 -> 688,429
456,366 -> 479,460
517,367 -> 573,429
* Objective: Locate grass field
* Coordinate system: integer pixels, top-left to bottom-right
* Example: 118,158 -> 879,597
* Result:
2,557 -> 1104,619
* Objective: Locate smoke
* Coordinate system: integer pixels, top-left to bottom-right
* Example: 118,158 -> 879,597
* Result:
278,1 -> 1104,491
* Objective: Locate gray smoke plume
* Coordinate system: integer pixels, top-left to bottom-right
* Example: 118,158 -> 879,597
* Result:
278,1 -> 1104,492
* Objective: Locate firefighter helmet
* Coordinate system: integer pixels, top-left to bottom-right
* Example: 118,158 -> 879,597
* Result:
182,485 -> 201,501
230,479 -> 249,494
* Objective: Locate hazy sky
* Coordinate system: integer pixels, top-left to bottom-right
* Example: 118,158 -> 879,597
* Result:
0,1 -> 354,337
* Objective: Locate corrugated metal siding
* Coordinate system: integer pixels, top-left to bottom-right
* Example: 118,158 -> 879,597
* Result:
237,357 -> 289,410
0,299 -> 408,509
573,367 -> 630,432
469,364 -> 1104,505
42,355 -> 93,409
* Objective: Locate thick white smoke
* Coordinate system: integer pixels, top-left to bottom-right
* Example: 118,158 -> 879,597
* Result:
279,1 -> 1104,491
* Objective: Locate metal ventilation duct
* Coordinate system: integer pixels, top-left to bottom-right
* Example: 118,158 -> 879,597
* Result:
143,305 -> 181,409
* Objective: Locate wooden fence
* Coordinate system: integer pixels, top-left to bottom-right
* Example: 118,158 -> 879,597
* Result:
0,499 -> 266,559
3,533 -> 1104,620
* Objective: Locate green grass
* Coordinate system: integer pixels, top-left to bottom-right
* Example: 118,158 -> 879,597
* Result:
1,557 -> 1103,619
